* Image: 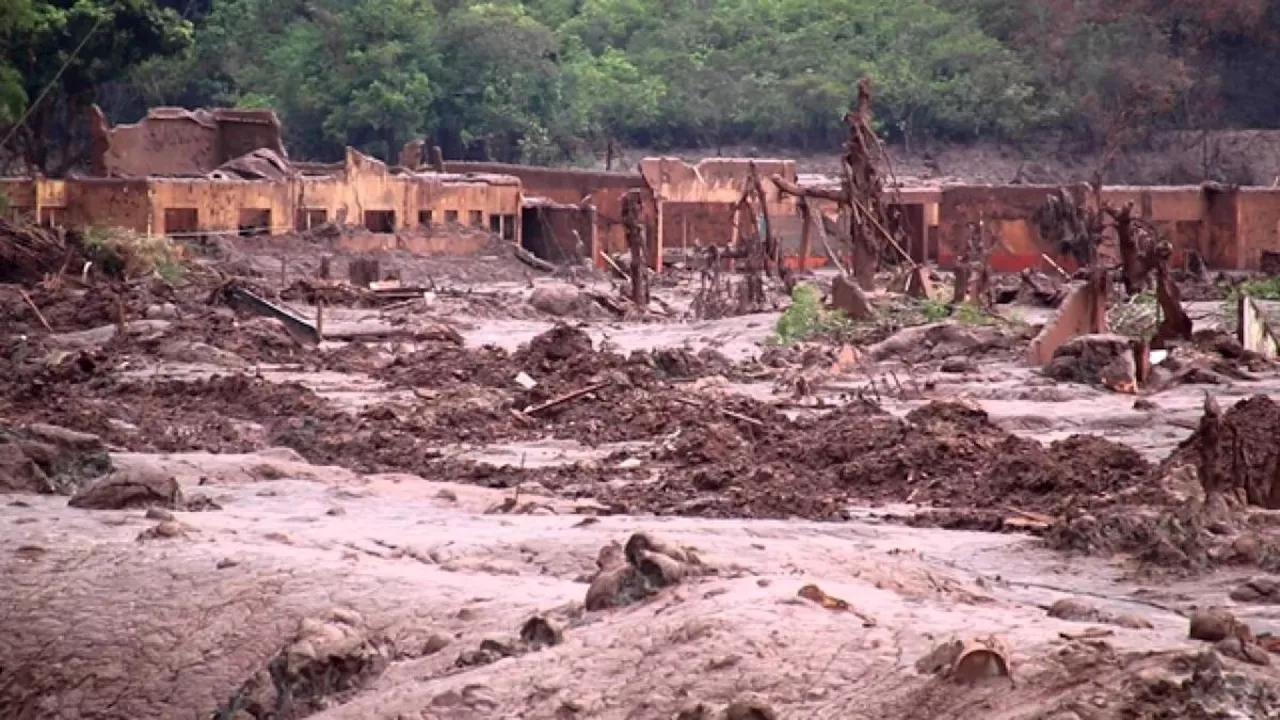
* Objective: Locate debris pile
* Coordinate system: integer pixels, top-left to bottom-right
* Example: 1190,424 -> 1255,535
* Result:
1117,651 -> 1280,717
600,401 -> 1151,523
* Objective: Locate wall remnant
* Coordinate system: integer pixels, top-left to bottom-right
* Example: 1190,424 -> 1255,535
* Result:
1026,269 -> 1110,367
90,105 -> 288,178
1239,296 -> 1280,359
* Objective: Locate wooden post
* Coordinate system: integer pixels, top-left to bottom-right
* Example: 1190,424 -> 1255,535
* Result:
798,198 -> 813,271
654,198 -> 665,273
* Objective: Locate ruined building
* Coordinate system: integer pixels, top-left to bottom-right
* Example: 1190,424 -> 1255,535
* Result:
4,105 -> 1280,273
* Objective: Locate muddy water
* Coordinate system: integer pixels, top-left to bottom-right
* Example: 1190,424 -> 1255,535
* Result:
2,448 -> 1265,719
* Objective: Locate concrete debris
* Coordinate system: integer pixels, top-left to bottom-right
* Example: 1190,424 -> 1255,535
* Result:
67,465 -> 182,510
1238,294 -> 1280,360
585,532 -> 702,611
1026,269 -> 1109,367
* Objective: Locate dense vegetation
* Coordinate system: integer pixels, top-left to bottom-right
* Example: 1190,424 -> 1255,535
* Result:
2,0 -> 1280,170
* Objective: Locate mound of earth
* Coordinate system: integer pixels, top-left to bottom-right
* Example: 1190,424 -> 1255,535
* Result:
1162,395 -> 1280,509
595,401 -> 1152,522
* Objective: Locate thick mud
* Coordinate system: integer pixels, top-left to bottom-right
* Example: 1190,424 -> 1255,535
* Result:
6,237 -> 1280,718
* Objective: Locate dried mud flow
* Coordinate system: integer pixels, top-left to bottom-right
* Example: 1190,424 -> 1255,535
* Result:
9,239 -> 1280,719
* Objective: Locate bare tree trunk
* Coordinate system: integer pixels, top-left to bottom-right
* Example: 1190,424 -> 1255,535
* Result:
623,190 -> 649,308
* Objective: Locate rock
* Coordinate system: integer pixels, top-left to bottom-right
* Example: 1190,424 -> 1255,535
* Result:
144,302 -> 179,320
157,340 -> 247,368
940,356 -> 977,374
585,565 -> 648,611
215,609 -> 389,718
455,639 -> 516,668
1215,636 -> 1272,666
138,520 -> 187,540
723,697 -> 779,720
25,424 -> 105,453
1226,535 -> 1263,565
1047,598 -> 1103,622
1046,334 -> 1137,387
1133,398 -> 1159,411
1046,598 -> 1152,629
422,634 -> 452,656
1189,608 -> 1246,643
675,704 -> 716,720
1229,578 -> 1280,604
0,441 -> 51,493
1113,614 -> 1154,630
69,465 -> 182,510
145,507 -> 176,521
585,532 -> 700,611
830,275 -> 874,321
519,616 -> 563,650
0,424 -> 111,495
1099,351 -> 1138,392
530,284 -> 585,317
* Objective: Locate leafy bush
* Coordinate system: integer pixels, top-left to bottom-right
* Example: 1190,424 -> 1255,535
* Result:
770,283 -> 853,345
82,227 -> 184,282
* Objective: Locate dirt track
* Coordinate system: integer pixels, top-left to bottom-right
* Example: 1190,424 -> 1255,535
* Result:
3,236 -> 1280,719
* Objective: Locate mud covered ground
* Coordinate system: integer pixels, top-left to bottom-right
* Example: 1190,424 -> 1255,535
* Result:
4,239 -> 1280,719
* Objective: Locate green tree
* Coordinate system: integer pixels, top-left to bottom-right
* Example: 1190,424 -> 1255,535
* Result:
434,3 -> 565,162
0,0 -> 193,173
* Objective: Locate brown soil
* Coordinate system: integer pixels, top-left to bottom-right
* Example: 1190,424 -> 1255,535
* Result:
499,400 -> 1154,524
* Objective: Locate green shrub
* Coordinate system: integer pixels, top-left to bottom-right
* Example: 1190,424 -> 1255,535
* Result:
769,283 -> 853,345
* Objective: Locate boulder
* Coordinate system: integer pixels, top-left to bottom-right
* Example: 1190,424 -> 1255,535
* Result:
69,465 -> 182,510
0,424 -> 111,494
0,442 -> 50,493
1045,333 -> 1138,388
529,284 -> 585,317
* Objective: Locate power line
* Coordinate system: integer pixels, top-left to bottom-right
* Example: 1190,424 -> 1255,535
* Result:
0,12 -> 108,152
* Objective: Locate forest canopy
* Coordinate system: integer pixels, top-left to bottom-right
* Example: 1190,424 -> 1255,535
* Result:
2,0 -> 1280,169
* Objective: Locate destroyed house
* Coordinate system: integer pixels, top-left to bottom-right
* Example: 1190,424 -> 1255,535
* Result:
9,105 -> 1280,273
1,106 -> 523,254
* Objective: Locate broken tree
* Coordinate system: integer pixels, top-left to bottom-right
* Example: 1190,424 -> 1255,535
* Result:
770,77 -> 908,292
622,190 -> 649,308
